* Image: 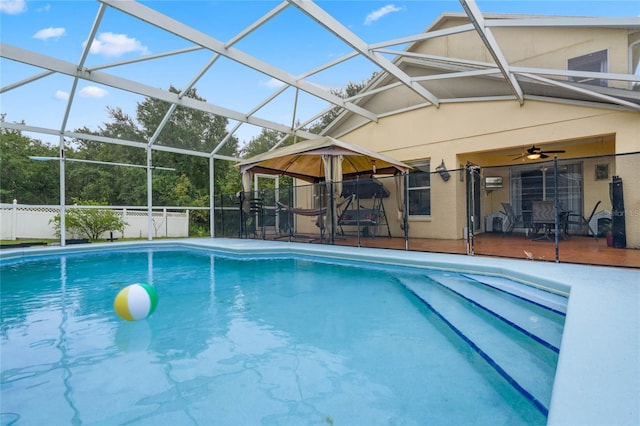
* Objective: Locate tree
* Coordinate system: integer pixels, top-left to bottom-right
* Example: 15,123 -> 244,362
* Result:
307,74 -> 376,134
65,87 -> 243,207
50,199 -> 127,240
136,86 -> 241,199
0,118 -> 60,204
240,128 -> 289,159
2,74 -> 368,222
67,109 -> 148,205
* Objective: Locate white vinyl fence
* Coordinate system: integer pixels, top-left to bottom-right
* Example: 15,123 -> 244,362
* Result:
1,201 -> 190,240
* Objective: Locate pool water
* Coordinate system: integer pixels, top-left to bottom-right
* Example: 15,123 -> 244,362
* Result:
1,248 -> 560,425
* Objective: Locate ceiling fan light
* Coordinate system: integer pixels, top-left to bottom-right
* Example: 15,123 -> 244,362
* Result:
527,153 -> 541,160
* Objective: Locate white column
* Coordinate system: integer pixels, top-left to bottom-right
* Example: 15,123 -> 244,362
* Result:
11,199 -> 17,240
209,156 -> 215,238
186,209 -> 190,238
122,208 -> 127,239
163,208 -> 167,237
59,136 -> 66,246
147,148 -> 153,241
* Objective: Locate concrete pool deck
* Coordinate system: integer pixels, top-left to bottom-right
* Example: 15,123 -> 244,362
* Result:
2,238 -> 639,426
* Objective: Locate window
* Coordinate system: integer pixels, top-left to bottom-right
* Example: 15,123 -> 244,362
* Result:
408,160 -> 431,216
568,50 -> 608,87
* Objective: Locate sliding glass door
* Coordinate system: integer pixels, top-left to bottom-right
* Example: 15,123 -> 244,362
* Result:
510,162 -> 583,227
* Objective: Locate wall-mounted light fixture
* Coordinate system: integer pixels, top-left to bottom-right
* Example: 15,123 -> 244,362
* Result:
435,159 -> 450,182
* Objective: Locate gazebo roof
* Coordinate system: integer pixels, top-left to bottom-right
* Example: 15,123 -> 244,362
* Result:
237,136 -> 410,183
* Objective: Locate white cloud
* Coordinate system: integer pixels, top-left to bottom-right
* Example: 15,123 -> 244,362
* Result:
364,4 -> 402,26
79,86 -> 107,98
55,90 -> 69,101
262,78 -> 285,89
0,0 -> 27,14
33,27 -> 65,41
88,32 -> 150,57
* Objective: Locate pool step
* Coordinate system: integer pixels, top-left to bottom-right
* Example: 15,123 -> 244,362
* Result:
462,273 -> 567,314
398,274 -> 561,415
427,271 -> 566,351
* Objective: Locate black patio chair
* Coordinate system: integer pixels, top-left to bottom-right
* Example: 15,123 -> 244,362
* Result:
567,200 -> 601,239
500,203 -> 525,235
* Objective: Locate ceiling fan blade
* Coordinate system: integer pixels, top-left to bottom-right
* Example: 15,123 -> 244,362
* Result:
510,145 -> 566,161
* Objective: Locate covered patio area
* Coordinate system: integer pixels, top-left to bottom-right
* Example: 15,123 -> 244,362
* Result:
335,233 -> 640,269
238,232 -> 640,269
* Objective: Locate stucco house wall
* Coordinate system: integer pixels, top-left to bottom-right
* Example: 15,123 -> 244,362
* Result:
322,14 -> 639,247
332,99 -> 639,246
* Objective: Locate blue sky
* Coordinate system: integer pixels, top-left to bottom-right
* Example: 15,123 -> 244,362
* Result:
1,0 -> 639,147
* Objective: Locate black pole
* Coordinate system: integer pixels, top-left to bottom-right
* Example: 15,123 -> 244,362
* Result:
610,175 -> 627,248
466,164 -> 478,256
465,166 -> 471,255
356,176 -> 361,247
553,156 -> 560,263
404,172 -> 409,250
330,158 -> 335,245
287,185 -> 294,242
470,166 -> 476,256
219,193 -> 224,237
237,191 -> 245,239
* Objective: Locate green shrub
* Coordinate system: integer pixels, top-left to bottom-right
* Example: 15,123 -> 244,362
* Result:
50,199 -> 127,241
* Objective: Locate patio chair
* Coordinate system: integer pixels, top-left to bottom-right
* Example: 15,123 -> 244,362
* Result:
500,203 -> 525,235
248,197 -> 265,239
338,194 -> 390,237
531,200 -> 565,241
567,200 -> 601,239
338,177 -> 391,237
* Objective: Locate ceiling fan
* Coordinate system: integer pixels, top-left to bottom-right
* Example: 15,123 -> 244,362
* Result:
512,145 -> 566,160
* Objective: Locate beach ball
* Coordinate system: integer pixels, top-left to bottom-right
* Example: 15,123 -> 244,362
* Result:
114,283 -> 158,321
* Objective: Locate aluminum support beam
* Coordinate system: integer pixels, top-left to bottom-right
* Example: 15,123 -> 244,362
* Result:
0,121 -> 241,161
519,72 -> 640,111
87,46 -> 204,72
511,66 -> 640,84
100,0 -> 378,123
0,43 -> 318,141
152,2 -> 288,153
288,0 -> 440,107
460,0 -> 524,105
210,156 -> 215,238
146,147 -> 153,241
369,23 -> 476,50
59,135 -> 66,247
60,4 -> 107,134
0,70 -> 54,93
485,17 -> 640,28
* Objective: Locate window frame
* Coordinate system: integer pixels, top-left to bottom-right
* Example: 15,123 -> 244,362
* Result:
407,159 -> 431,217
568,49 -> 608,87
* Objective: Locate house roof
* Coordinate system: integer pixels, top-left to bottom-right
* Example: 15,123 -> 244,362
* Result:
323,11 -> 640,137
1,1 -> 638,159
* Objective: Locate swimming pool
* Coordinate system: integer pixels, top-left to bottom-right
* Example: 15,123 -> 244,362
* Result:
1,244 -> 566,425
